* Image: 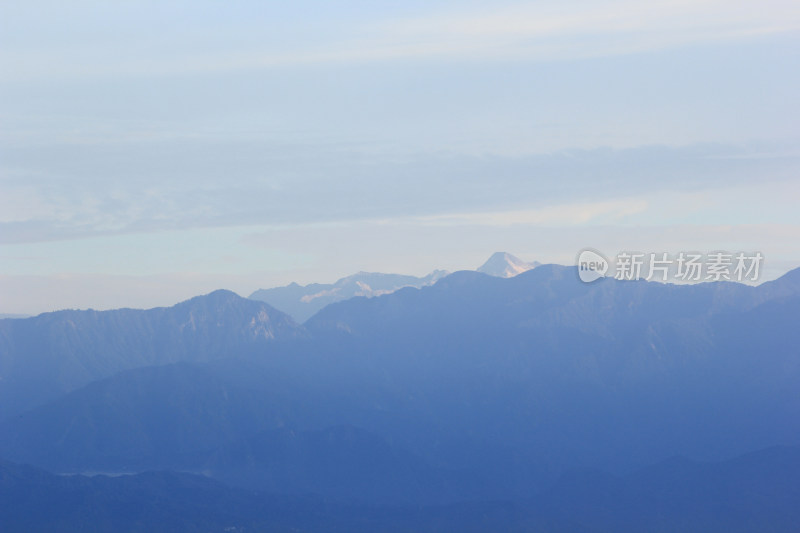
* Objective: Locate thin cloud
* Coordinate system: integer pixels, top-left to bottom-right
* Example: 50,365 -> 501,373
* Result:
374,0 -> 800,61
1,143 -> 796,244
386,0 -> 799,38
2,0 -> 798,81
408,199 -> 649,228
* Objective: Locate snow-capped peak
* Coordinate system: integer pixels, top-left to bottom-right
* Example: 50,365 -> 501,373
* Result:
476,252 -> 540,278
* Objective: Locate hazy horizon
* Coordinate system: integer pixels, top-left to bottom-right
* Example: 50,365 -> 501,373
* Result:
2,1 -> 799,314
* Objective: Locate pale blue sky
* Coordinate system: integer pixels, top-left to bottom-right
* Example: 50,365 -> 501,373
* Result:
1,1 -> 799,313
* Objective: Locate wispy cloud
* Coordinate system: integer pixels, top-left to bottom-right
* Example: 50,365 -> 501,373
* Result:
4,141 -> 800,244
385,0 -> 800,40
2,0 -> 798,81
2,143 -> 795,244
407,199 -> 649,227
358,0 -> 800,66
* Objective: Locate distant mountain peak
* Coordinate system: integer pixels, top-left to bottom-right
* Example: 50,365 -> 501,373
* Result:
250,269 -> 450,323
200,289 -> 242,301
178,289 -> 254,311
477,252 -> 540,278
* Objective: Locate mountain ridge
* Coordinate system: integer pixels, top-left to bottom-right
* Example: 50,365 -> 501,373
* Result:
250,270 -> 448,323
0,290 -> 302,419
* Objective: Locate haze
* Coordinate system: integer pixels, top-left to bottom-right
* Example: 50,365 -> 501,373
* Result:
1,0 -> 799,314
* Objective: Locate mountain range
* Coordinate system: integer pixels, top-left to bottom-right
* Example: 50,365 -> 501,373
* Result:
248,252 -> 536,322
0,290 -> 302,419
250,270 -> 449,323
1,257 -> 799,528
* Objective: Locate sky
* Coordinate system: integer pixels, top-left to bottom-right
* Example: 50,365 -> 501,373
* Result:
1,0 -> 799,314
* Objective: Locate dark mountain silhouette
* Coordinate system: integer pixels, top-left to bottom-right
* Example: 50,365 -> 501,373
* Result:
0,361 -> 483,505
0,363 -> 289,472
2,444 -> 799,532
202,424 -> 486,504
0,290 -> 302,419
540,445 -> 800,532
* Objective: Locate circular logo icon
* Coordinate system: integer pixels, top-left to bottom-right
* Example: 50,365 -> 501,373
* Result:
577,249 -> 608,282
